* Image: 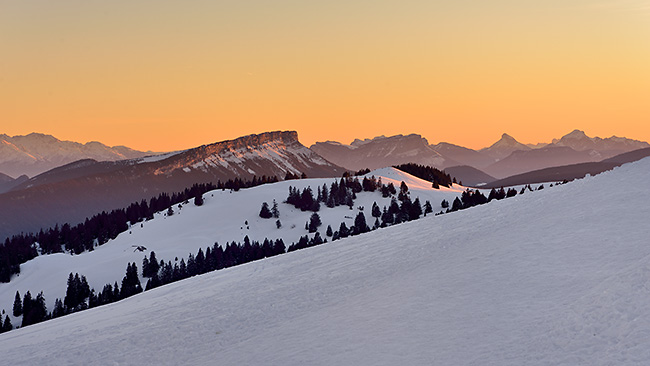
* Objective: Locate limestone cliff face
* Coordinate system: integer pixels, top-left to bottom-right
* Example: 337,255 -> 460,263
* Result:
0,131 -> 343,240
153,131 -> 337,178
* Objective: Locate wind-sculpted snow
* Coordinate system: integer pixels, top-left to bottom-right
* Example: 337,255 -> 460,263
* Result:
2,158 -> 650,365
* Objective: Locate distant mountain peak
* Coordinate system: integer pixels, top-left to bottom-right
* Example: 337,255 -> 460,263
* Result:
552,130 -> 649,152
479,133 -> 530,161
0,132 -> 158,178
564,129 -> 589,139
489,133 -> 527,149
496,133 -> 521,146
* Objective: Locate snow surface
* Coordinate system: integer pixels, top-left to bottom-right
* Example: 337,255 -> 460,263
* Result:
2,159 -> 650,365
0,168 -> 464,316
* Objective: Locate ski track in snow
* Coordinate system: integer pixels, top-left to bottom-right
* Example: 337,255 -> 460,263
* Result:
1,159 -> 650,365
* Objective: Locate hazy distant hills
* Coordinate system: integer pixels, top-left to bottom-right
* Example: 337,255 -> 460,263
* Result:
481,147 -> 650,189
0,131 -> 344,240
442,166 -> 496,187
0,133 -> 157,178
481,130 -> 649,178
311,130 -> 649,182
310,134 -> 454,171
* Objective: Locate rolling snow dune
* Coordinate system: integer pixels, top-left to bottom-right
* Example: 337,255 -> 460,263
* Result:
2,159 -> 650,365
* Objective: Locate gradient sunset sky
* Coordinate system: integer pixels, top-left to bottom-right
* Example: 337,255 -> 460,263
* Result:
1,0 -> 648,151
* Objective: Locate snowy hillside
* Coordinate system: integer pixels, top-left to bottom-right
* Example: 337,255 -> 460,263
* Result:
0,168 -> 465,315
2,158 -> 650,365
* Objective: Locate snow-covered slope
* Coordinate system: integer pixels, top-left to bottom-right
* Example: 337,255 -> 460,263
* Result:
2,158 -> 650,365
0,168 -> 464,315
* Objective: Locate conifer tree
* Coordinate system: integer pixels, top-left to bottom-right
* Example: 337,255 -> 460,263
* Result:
259,202 -> 273,219
52,298 -> 65,318
13,291 -> 22,317
308,213 -> 322,233
271,200 -> 280,218
193,194 -> 204,206
354,212 -> 369,234
373,218 -> 380,230
424,200 -> 433,215
451,197 -> 463,211
120,263 -> 142,299
411,197 -> 423,220
339,222 -> 350,238
371,202 -> 381,218
3,314 -> 11,332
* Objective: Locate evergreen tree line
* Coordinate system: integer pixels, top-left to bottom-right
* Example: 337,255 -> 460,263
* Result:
0,175 -> 286,283
1,235 -> 289,333
1,177 -> 557,333
3,261 -> 146,332
285,175 -> 396,212
393,163 -> 454,188
143,237 -> 286,291
444,185 -> 534,214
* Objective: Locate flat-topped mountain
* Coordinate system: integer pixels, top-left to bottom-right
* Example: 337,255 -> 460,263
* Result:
0,131 -> 344,240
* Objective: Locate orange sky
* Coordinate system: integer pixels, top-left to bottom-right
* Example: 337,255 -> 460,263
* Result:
1,0 -> 648,151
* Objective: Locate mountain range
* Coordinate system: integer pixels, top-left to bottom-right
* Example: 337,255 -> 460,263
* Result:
311,130 -> 649,181
0,128 -> 648,241
0,131 -> 344,240
0,133 -> 157,179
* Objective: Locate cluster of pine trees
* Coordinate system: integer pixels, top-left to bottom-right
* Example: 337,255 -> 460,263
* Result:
1,168 -> 558,333
216,175 -> 279,191
445,186 -> 519,213
143,237 -> 286,291
291,180 -> 434,250
259,200 -> 280,219
0,174 -> 288,283
286,175 -> 394,212
8,290 -> 47,328
0,234 -> 291,333
3,262 -> 148,332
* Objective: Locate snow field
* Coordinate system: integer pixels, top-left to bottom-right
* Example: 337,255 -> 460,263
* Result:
1,158 -> 649,365
0,168 -> 465,317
